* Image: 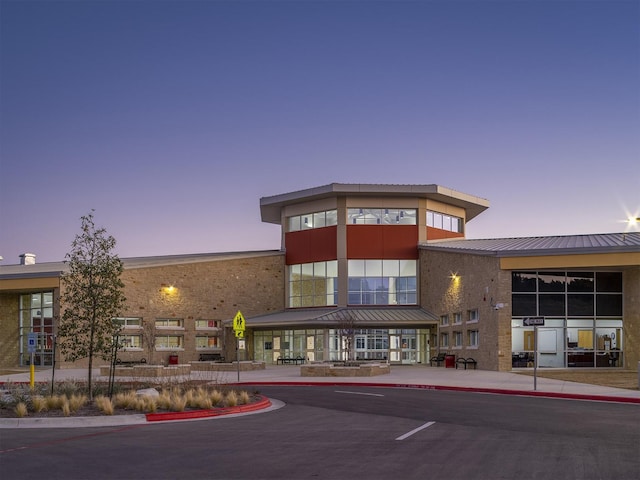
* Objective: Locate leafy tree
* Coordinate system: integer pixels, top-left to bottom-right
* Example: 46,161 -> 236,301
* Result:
58,211 -> 126,398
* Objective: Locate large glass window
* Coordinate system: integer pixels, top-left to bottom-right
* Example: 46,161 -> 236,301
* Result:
19,292 -> 55,366
348,259 -> 417,305
427,210 -> 464,233
511,271 -> 624,369
288,210 -> 337,232
288,260 -> 338,307
348,208 -> 416,225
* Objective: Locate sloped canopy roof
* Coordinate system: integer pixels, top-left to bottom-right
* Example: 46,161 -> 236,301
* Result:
224,307 -> 439,328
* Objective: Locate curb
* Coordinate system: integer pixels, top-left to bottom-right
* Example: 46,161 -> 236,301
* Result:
145,396 -> 272,422
236,381 -> 640,404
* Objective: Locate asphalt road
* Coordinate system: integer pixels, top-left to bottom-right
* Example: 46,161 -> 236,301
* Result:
1,385 -> 639,480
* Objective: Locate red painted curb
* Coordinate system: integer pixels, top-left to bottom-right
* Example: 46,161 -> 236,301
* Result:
235,381 -> 640,404
145,396 -> 272,422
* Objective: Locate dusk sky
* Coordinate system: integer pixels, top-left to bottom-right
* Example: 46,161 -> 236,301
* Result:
1,0 -> 638,265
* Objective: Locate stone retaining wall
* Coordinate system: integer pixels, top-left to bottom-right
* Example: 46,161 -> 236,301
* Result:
99,364 -> 191,377
300,363 -> 390,377
189,361 -> 266,372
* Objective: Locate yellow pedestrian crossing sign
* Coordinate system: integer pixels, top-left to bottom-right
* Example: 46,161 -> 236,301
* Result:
233,310 -> 245,333
235,330 -> 244,338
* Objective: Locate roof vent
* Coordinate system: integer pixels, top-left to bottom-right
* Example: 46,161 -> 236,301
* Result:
19,253 -> 36,265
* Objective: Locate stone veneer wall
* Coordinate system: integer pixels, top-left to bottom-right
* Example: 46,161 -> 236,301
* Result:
420,249 -> 511,372
58,253 -> 285,368
623,266 -> 640,369
0,293 -> 20,368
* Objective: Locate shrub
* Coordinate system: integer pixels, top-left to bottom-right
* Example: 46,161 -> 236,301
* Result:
224,390 -> 238,407
14,402 -> 28,417
238,391 -> 250,405
95,396 -> 114,415
30,396 -> 48,413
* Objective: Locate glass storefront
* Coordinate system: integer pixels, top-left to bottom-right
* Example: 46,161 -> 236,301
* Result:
253,328 -> 431,365
511,271 -> 624,368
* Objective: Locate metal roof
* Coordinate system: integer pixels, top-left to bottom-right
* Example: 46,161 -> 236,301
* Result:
421,232 -> 640,257
0,250 -> 283,280
260,183 -> 489,224
226,306 -> 439,328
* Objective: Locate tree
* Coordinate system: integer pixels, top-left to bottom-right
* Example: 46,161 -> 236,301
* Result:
58,211 -> 126,399
337,312 -> 357,361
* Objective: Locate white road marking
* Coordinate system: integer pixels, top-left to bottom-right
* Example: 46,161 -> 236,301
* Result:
396,421 -> 436,440
334,390 -> 384,397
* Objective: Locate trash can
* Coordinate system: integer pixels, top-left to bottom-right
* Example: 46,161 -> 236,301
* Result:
168,354 -> 179,365
445,354 -> 456,368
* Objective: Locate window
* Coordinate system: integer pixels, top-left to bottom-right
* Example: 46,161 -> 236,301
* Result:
348,259 -> 417,305
440,333 -> 449,347
348,208 -> 417,225
468,330 -> 479,348
427,210 -> 463,233
467,310 -> 478,323
195,336 -> 219,349
155,318 -> 184,328
453,312 -> 462,325
512,271 -> 623,318
155,335 -> 183,350
114,317 -> 142,328
453,331 -> 463,347
440,315 -> 449,326
289,260 -> 338,307
288,210 -> 337,232
195,319 -> 220,329
120,335 -> 142,350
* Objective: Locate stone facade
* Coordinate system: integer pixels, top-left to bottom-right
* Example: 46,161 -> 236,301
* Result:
420,249 -> 510,371
0,293 -> 20,368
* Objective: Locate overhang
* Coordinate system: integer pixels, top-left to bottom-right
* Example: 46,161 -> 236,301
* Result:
224,306 -> 439,329
260,183 -> 489,224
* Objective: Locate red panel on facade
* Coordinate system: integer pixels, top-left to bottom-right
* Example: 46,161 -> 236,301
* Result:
285,226 -> 338,265
347,225 -> 418,259
426,227 -> 465,241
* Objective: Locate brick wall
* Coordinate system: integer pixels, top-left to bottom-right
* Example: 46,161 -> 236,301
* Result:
420,249 -> 511,371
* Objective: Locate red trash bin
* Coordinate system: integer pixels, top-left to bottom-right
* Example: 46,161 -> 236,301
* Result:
168,354 -> 179,365
445,354 -> 456,368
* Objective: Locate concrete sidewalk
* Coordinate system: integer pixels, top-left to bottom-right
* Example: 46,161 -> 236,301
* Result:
2,364 -> 639,402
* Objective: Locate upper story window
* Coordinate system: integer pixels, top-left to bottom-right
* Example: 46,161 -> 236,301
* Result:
289,260 -> 338,308
511,271 -> 623,317
440,315 -> 449,326
453,312 -> 463,325
348,208 -> 416,225
348,259 -> 417,305
288,210 -> 337,232
467,310 -> 478,323
427,210 -> 463,233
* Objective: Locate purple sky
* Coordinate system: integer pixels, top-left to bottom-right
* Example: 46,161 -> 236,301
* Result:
1,0 -> 639,265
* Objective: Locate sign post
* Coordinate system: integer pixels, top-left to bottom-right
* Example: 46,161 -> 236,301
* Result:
27,332 -> 36,389
523,317 -> 545,390
233,311 -> 246,382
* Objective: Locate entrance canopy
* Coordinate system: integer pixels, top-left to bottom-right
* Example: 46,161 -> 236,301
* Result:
225,307 -> 439,329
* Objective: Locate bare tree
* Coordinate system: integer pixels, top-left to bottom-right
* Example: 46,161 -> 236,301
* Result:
58,211 -> 126,399
337,312 -> 357,362
141,318 -> 156,364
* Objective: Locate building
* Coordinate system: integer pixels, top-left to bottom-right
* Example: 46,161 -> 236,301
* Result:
1,183 -> 638,371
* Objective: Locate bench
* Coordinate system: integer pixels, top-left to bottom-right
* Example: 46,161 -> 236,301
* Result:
429,353 -> 446,367
277,356 -> 306,365
455,357 -> 477,370
199,353 -> 225,362
116,358 -> 147,366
